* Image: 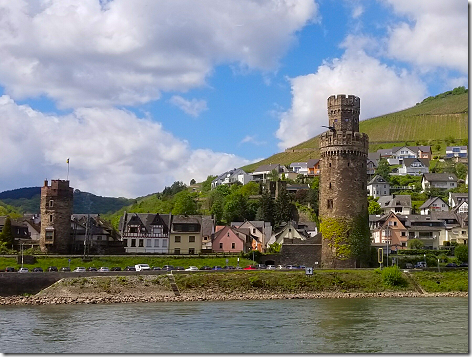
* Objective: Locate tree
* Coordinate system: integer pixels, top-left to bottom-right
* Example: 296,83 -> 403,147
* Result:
0,216 -> 14,248
223,192 -> 249,223
368,199 -> 382,215
454,245 -> 468,263
210,197 -> 225,225
189,178 -> 196,185
274,185 -> 295,227
172,191 -> 198,215
408,238 -> 424,249
375,159 -> 391,182
201,175 -> 217,193
162,181 -> 187,197
256,188 -> 275,226
268,169 -> 279,181
267,242 -> 281,253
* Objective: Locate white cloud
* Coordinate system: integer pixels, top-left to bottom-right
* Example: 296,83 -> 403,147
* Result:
0,96 -> 250,197
239,135 -> 266,146
0,0 -> 318,108
275,38 -> 427,150
352,5 -> 364,19
169,96 -> 208,117
383,0 -> 468,73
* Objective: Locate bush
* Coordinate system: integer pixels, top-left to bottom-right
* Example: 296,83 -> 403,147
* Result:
454,245 -> 468,263
381,266 -> 407,288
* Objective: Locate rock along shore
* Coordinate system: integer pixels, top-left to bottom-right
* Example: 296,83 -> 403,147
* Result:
0,291 -> 467,306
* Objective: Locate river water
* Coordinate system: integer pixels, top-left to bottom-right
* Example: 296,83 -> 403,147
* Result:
0,297 -> 468,353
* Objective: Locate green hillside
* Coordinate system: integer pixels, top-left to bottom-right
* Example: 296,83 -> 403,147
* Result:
242,89 -> 468,172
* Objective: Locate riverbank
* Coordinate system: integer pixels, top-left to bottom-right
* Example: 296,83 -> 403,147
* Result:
0,273 -> 467,305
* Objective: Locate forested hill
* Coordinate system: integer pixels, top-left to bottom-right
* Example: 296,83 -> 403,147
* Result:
242,87 -> 468,172
0,187 -> 135,215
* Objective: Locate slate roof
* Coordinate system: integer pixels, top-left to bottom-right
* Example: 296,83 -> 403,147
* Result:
252,164 -> 284,173
419,197 -> 447,209
402,158 -> 429,167
119,213 -> 171,234
423,173 -> 458,182
378,195 -> 411,208
368,175 -> 388,185
201,215 -> 215,237
449,193 -> 468,207
306,159 -> 320,167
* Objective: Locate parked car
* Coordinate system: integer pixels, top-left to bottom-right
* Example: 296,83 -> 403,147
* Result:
32,267 -> 43,272
5,267 -> 16,272
175,266 -> 185,271
223,266 -> 235,270
213,266 -> 223,270
162,265 -> 175,271
415,262 -> 426,268
47,266 -> 58,272
286,265 -> 298,270
266,265 -> 275,270
124,266 -> 136,271
276,265 -> 285,270
73,267 -> 86,272
60,267 -> 71,272
459,262 -> 468,267
256,264 -> 267,269
135,264 -> 151,271
446,263 -> 458,267
199,266 -> 211,270
87,267 -> 98,272
152,266 -> 162,271
243,265 -> 256,270
185,266 -> 199,271
18,267 -> 29,273
111,267 -> 122,271
98,267 -> 110,272
405,263 -> 413,269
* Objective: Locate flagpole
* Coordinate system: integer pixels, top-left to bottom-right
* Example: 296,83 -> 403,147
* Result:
67,158 -> 70,181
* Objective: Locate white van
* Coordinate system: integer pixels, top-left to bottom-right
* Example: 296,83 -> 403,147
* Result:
135,264 -> 151,271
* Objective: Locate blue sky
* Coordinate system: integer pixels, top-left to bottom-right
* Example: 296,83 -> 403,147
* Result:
0,0 -> 467,198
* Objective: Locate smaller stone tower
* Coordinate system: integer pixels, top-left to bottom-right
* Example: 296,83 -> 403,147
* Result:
319,95 -> 370,268
39,180 -> 73,254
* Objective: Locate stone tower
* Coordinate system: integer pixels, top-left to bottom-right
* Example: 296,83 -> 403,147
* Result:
319,95 -> 370,268
39,180 -> 73,254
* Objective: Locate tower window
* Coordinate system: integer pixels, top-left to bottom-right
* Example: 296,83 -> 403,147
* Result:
329,182 -> 332,189
49,214 -> 53,223
49,200 -> 54,208
347,162 -> 350,167
327,199 -> 333,209
329,163 -> 331,167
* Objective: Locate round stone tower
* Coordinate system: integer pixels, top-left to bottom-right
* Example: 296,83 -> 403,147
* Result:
319,95 -> 370,268
40,179 -> 74,254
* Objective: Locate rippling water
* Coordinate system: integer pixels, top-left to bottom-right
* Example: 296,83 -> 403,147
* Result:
0,297 -> 468,353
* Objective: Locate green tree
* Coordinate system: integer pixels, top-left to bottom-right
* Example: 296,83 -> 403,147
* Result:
223,193 -> 249,223
274,185 -> 295,227
210,197 -> 225,225
408,238 -> 424,249
172,191 -> 198,215
454,245 -> 468,263
368,198 -> 382,214
268,169 -> 279,181
256,188 -> 275,226
238,181 -> 259,196
201,175 -> 217,193
0,216 -> 14,248
375,159 -> 391,182
267,242 -> 281,253
189,178 -> 196,185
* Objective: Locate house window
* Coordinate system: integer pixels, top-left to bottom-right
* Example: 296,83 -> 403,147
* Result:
131,239 -> 136,247
174,248 -> 180,254
153,226 -> 162,235
162,240 -> 167,248
401,242 -> 406,247
189,236 -> 195,243
139,239 -> 144,247
146,239 -> 152,247
175,236 -> 181,243
129,227 -> 138,233
232,243 -> 235,249
189,248 -> 195,255
327,199 -> 333,209
253,228 -> 256,233
393,221 -> 397,226
154,239 -> 159,247
123,239 -> 128,247
49,200 -> 54,208
219,243 -> 223,249
401,231 -> 406,236
395,207 -> 402,213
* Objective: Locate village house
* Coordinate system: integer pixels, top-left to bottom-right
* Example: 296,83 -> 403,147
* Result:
397,158 -> 430,176
449,192 -> 468,213
290,159 -> 320,177
251,164 -> 289,183
404,214 -> 443,249
446,146 -> 468,161
421,173 -> 458,192
119,212 -> 171,254
431,211 -> 468,246
71,214 -> 119,254
377,146 -> 432,165
231,220 -> 272,252
370,212 -> 408,251
169,215 -> 207,255
367,175 -> 390,198
377,194 -> 412,215
419,197 -> 449,215
211,226 -> 248,253
211,168 -> 252,189
367,153 -> 380,178
266,221 -> 310,246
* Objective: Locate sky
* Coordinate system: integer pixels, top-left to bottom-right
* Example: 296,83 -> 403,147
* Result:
0,0 -> 468,198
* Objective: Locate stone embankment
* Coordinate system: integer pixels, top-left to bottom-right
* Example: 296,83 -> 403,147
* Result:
0,291 -> 467,306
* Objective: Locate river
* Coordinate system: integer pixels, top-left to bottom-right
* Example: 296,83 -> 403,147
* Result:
0,297 -> 468,353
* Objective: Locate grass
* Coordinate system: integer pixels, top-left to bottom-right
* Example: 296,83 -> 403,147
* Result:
409,270 -> 468,292
0,255 -> 256,271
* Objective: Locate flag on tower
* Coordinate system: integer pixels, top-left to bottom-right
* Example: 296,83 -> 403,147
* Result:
67,158 -> 69,164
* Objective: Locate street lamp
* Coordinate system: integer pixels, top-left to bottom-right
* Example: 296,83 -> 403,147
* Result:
437,257 -> 440,272
424,254 -> 427,268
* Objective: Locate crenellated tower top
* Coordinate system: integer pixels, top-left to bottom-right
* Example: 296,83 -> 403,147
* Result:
327,94 -> 360,133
